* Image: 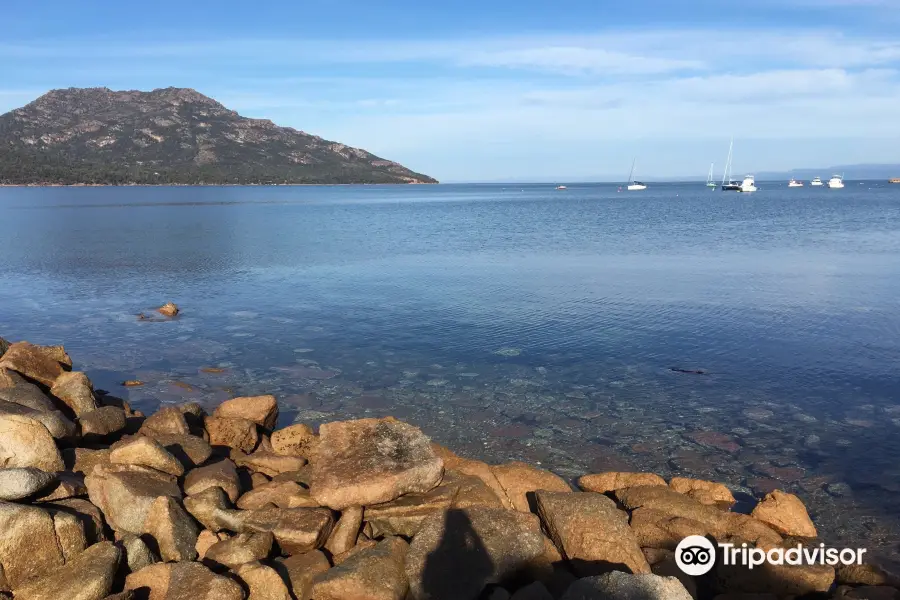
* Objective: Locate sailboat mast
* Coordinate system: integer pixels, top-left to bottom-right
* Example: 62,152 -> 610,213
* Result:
628,158 -> 636,184
722,137 -> 733,185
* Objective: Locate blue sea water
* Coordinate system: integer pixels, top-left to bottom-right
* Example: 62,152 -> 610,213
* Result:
1,182 -> 899,557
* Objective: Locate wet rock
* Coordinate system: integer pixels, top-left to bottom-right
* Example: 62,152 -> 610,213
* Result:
492,462 -> 571,513
11,541 -> 121,600
234,561 -> 292,600
232,450 -> 307,477
0,501 -> 64,588
237,481 -> 317,510
837,563 -> 900,587
204,531 -> 273,569
204,416 -> 259,453
157,302 -> 179,317
826,482 -> 853,497
561,571 -> 694,600
0,414 -> 65,472
124,561 -> 244,599
80,407 -> 127,439
138,406 -> 190,437
686,431 -> 741,453
669,477 -> 736,506
214,395 -> 278,430
0,399 -> 76,440
406,507 -> 545,600
84,463 -> 180,535
110,436 -> 185,477
311,537 -> 409,600
325,505 -> 363,556
143,496 -> 199,562
0,342 -> 66,387
184,459 -> 241,503
311,418 -> 444,510
535,490 -> 649,576
150,433 -> 212,468
274,550 -> 330,600
750,490 -> 817,537
271,423 -> 319,458
577,472 -> 666,494
0,467 -> 56,500
50,371 -> 98,417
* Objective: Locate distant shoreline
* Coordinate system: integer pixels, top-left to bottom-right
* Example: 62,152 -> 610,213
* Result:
0,181 -> 439,188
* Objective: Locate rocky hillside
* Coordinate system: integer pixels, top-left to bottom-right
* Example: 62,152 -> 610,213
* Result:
0,87 -> 437,185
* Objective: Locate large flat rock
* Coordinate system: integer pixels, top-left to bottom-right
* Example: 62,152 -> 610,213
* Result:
84,463 -> 181,535
311,417 -> 444,510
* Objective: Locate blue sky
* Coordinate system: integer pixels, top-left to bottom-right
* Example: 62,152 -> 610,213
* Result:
3,0 -> 900,181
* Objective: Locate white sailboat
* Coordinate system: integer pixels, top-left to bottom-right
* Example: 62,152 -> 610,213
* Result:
706,163 -> 716,188
720,137 -> 756,192
827,174 -> 845,189
627,158 -> 647,191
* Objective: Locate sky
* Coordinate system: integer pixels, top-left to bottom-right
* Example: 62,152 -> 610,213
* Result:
2,0 -> 900,182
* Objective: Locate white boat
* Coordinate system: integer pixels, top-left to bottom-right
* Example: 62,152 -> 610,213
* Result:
738,175 -> 757,192
810,177 -> 824,186
788,178 -> 804,187
706,163 -> 716,188
556,185 -> 567,190
827,174 -> 845,189
626,158 -> 647,191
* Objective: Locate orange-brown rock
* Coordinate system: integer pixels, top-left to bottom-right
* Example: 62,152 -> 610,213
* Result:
138,406 -> 190,437
271,423 -> 319,458
310,418 -> 444,510
750,490 -> 817,538
312,537 -> 409,600
110,436 -> 185,477
50,371 -> 98,417
79,406 -> 127,438
0,501 -> 65,588
0,414 -> 65,472
33,471 -> 87,502
670,477 -> 736,506
0,342 -> 66,387
629,507 -> 712,550
234,561 -> 292,600
535,490 -> 650,576
204,532 -> 273,568
491,462 -> 571,513
157,302 -> 180,317
214,395 -> 278,430
274,550 -> 331,600
233,449 -> 306,477
577,472 -> 667,494
124,561 -> 243,599
143,496 -> 199,562
364,478 -> 456,537
84,463 -> 180,535
195,529 -> 227,559
184,459 -> 241,503
325,505 -> 363,556
66,447 -> 112,475
204,416 -> 259,453
11,541 -> 120,600
406,507 -> 545,600
150,433 -> 212,468
237,480 -> 317,510
438,453 -> 513,509
837,563 -> 900,587
615,485 -> 732,537
239,506 -> 334,555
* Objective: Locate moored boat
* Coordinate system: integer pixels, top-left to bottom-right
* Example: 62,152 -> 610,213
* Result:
827,174 -> 845,189
788,178 -> 804,187
811,176 -> 824,186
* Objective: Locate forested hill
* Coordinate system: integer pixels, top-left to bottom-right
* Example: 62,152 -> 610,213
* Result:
0,87 -> 437,185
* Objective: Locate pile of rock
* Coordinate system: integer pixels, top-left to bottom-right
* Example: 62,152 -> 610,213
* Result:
0,337 -> 897,600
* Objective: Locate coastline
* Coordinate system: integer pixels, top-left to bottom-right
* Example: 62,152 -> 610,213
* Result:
0,181 -> 439,187
0,335 -> 897,599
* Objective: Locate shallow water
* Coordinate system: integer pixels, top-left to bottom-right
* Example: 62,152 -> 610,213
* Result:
2,182 -> 899,560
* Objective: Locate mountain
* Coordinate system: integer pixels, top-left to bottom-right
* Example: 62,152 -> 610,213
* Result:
0,87 -> 437,185
754,164 -> 900,181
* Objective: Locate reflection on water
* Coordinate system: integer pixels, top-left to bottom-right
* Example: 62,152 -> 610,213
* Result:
1,183 -> 900,561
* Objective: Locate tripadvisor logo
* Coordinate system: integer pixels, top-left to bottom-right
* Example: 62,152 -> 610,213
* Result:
675,535 -> 868,576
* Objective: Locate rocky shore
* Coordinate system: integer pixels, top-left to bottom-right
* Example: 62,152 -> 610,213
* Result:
0,336 -> 897,599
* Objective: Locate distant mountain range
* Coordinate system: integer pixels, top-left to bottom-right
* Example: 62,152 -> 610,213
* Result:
0,87 -> 437,185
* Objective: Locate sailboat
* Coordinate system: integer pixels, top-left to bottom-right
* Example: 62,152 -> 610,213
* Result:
720,138 -> 757,192
627,158 -> 647,191
706,163 -> 716,188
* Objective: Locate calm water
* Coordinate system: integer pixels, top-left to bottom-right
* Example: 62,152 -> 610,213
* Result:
1,183 -> 899,559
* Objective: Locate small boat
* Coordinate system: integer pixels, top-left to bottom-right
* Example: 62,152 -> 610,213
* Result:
810,177 -> 824,186
719,137 -> 755,191
626,158 -> 647,191
827,174 -> 845,189
706,163 -> 716,188
889,178 -> 900,184
556,185 -> 567,190
788,178 -> 804,187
